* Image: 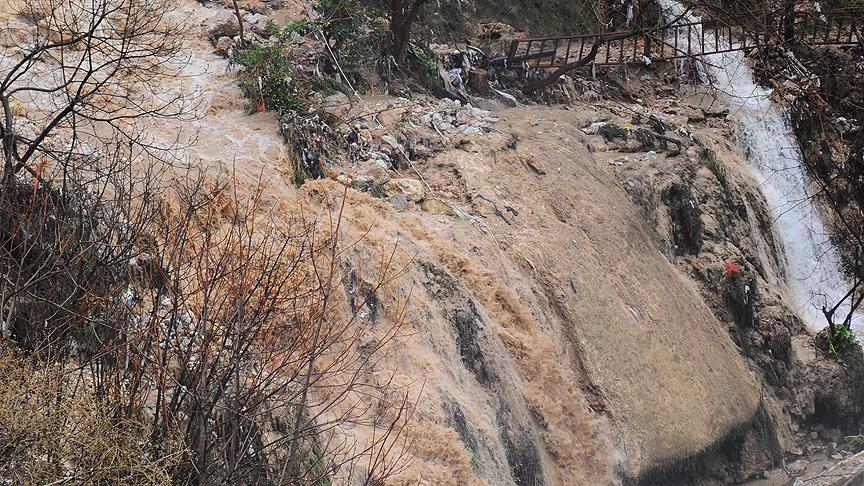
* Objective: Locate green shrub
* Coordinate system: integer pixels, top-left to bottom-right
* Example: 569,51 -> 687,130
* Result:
236,44 -> 304,114
598,123 -> 629,141
406,44 -> 441,90
827,324 -> 859,362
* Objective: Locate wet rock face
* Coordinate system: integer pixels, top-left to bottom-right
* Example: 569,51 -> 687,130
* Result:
499,413 -> 544,486
451,304 -> 493,386
596,91 -> 864,479
631,403 -> 782,486
661,183 -> 702,256
810,331 -> 864,431
417,260 -> 547,484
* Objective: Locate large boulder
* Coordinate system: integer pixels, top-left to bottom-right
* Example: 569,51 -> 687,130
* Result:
206,10 -> 240,40
385,178 -> 425,202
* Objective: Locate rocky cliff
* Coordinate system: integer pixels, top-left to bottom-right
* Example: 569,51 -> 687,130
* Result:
3,0 -> 863,484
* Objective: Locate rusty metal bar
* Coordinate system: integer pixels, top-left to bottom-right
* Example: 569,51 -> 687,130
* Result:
563,38 -> 572,65
501,8 -> 860,71
534,40 -> 545,66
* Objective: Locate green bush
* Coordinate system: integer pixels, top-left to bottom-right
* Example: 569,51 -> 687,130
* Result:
598,123 -> 629,141
827,324 -> 859,362
236,44 -> 304,114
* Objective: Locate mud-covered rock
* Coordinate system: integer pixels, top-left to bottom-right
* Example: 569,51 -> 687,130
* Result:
385,178 -> 425,202
206,10 -> 240,40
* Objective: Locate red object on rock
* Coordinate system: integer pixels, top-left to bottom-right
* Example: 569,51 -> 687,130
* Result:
257,100 -> 266,112
31,159 -> 47,189
725,261 -> 741,279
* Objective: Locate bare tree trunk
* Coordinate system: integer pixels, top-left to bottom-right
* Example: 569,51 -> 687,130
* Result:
232,0 -> 245,46
389,0 -> 427,64
783,0 -> 796,46
1,96 -> 15,187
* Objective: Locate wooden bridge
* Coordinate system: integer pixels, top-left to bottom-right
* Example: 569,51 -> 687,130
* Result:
493,7 -> 863,69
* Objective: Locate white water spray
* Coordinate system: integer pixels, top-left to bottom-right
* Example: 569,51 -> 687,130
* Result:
660,0 -> 861,332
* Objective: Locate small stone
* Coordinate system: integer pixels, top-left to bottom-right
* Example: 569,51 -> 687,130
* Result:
243,13 -> 271,36
381,134 -> 404,153
455,110 -> 471,125
582,122 -> 607,135
388,193 -> 409,211
787,460 -> 808,476
356,162 -> 390,185
215,36 -> 233,54
385,178 -> 425,202
421,198 -> 453,215
459,125 -> 482,135
831,453 -> 843,460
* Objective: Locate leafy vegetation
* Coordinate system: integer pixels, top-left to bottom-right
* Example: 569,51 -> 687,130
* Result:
236,44 -> 305,114
598,123 -> 629,141
824,324 -> 860,363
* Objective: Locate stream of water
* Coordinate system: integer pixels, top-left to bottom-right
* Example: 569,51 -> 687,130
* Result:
659,0 -> 861,333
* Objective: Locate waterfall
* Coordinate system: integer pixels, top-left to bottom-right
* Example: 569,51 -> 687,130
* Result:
659,0 -> 861,333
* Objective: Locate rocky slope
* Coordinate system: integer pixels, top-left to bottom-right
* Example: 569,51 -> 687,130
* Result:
4,0 -> 864,484
150,3 -> 864,483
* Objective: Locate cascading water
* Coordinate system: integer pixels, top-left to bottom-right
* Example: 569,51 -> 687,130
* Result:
659,0 -> 861,333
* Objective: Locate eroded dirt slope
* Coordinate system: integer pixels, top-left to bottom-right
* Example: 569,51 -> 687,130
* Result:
289,105 -> 762,484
